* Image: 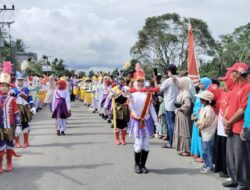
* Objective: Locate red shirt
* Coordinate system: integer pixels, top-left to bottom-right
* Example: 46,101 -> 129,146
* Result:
220,90 -> 230,116
225,80 -> 250,134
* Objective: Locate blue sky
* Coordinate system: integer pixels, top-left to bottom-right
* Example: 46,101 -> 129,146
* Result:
2,0 -> 250,72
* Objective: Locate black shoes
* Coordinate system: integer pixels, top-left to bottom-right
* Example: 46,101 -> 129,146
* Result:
134,150 -> 149,174
235,186 -> 250,190
219,172 -> 229,178
57,130 -> 65,136
140,150 -> 149,174
222,181 -> 238,188
134,152 -> 142,174
134,164 -> 142,174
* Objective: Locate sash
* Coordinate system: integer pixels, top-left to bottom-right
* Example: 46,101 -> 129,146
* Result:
18,91 -> 28,102
131,93 -> 152,129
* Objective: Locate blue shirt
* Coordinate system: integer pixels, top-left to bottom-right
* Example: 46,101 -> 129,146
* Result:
244,93 -> 250,128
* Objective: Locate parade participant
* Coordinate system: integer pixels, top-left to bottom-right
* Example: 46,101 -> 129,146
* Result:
222,62 -> 250,189
196,90 -> 218,174
79,77 -> 86,101
103,81 -> 117,124
84,78 -> 93,107
111,76 -> 130,145
27,75 -> 39,111
44,75 -> 56,112
100,76 -> 112,119
91,76 -> 99,113
73,77 -> 80,100
52,80 -> 71,136
0,62 -> 22,173
190,77 -> 212,163
12,72 -> 36,148
173,77 -> 196,156
128,64 -> 160,174
37,77 -> 47,110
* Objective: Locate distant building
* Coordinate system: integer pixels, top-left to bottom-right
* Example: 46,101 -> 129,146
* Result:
16,52 -> 38,63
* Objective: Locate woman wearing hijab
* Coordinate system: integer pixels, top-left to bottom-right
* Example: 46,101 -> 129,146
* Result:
190,77 -> 212,163
173,77 -> 196,156
44,75 -> 56,112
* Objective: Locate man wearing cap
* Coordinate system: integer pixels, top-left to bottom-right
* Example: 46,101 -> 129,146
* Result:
155,64 -> 179,148
222,62 -> 250,189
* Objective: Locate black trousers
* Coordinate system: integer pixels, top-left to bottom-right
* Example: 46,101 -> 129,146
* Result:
214,136 -> 227,175
226,133 -> 250,187
244,140 -> 250,177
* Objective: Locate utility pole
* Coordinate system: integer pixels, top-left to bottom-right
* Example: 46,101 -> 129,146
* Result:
0,4 -> 15,70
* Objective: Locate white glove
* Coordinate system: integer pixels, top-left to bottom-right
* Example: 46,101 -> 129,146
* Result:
30,107 -> 36,115
15,126 -> 22,137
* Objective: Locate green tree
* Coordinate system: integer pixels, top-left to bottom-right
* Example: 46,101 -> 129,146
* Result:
131,13 -> 217,73
88,70 -> 95,78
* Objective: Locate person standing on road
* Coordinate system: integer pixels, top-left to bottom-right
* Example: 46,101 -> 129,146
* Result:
44,75 -> 56,112
12,72 -> 36,148
0,62 -> 22,173
128,64 -> 160,174
222,62 -> 250,190
155,64 -> 179,149
52,80 -> 71,136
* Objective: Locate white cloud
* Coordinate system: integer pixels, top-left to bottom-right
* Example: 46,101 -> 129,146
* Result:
5,0 -> 250,70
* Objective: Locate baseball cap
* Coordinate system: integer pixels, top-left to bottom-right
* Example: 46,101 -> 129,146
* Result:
227,62 -> 248,74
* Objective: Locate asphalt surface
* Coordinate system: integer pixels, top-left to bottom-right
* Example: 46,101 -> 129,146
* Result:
0,101 -> 226,190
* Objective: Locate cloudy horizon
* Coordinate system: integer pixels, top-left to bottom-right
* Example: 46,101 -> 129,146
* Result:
2,0 -> 250,72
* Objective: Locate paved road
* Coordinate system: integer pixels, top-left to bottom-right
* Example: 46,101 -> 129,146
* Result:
0,102 -> 225,190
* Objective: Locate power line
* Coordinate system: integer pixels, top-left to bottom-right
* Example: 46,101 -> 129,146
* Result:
0,3 -> 15,69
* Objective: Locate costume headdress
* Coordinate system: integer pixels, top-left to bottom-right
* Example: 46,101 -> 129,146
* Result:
0,61 -> 12,84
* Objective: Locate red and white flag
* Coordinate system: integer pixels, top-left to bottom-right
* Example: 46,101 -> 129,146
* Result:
187,23 -> 200,85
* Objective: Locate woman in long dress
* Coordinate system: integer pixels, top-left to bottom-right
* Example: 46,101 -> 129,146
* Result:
173,77 -> 195,156
44,76 -> 56,111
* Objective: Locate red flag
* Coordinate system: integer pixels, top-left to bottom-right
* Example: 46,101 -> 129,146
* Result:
187,23 -> 200,85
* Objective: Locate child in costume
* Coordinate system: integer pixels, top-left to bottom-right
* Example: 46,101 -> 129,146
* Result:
127,64 -> 160,174
0,62 -> 22,173
91,76 -> 99,113
12,72 -> 36,148
84,78 -> 93,107
27,76 -> 39,111
111,76 -> 130,145
52,80 -> 71,136
100,76 -> 112,119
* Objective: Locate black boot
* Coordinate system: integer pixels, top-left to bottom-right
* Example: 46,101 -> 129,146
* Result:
134,151 -> 142,174
57,130 -> 61,136
140,150 -> 149,174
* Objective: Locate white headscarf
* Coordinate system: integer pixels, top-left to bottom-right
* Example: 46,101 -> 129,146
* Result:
176,77 -> 196,103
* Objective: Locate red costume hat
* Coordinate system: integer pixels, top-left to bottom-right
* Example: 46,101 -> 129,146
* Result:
227,62 -> 248,74
56,80 -> 67,90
